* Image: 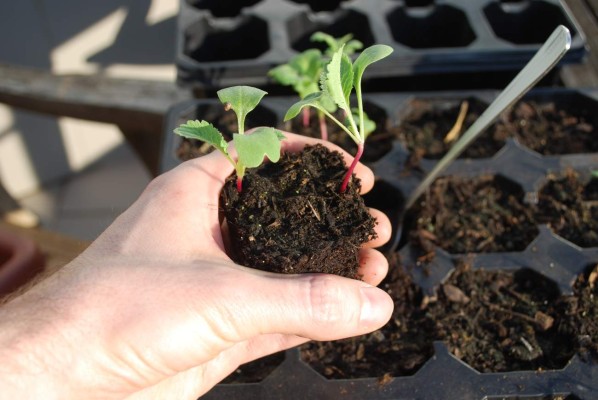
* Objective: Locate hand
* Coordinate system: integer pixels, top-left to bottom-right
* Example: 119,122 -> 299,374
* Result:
0,133 -> 393,400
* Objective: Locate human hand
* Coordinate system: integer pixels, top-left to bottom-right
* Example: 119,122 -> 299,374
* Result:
0,133 -> 393,400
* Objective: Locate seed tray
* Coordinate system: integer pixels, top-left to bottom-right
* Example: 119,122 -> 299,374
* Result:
160,88 -> 598,399
175,0 -> 587,89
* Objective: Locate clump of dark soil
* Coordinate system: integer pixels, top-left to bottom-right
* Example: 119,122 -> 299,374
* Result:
493,100 -> 598,155
535,170 -> 598,247
407,175 -> 539,256
301,258 -> 579,378
300,253 -> 436,379
288,106 -> 396,163
220,144 -> 377,278
428,263 -> 576,372
556,264 -> 598,361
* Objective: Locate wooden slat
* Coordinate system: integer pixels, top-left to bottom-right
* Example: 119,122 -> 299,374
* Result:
0,63 -> 192,175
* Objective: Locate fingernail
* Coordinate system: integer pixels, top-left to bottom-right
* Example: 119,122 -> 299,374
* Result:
360,286 -> 392,328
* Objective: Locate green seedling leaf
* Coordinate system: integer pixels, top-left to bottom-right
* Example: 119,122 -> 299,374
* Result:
268,64 -> 301,86
217,86 -> 267,131
234,127 -> 285,168
311,32 -> 363,56
592,170 -> 598,179
174,120 -> 228,155
323,46 -> 354,113
284,92 -> 325,121
352,44 -> 393,87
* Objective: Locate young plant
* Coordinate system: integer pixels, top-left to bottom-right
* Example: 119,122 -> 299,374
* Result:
268,32 -> 363,141
284,44 -> 393,193
174,86 -> 285,193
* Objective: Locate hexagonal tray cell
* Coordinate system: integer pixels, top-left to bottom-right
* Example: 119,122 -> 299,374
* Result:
184,15 -> 270,62
490,92 -> 598,155
288,9 -> 374,53
404,174 -> 539,256
396,97 -> 504,160
300,255 -> 435,379
175,102 -> 278,161
286,100 -> 393,163
484,0 -> 578,45
536,170 -> 598,248
185,0 -> 262,18
422,264 -> 575,372
286,0 -> 351,13
386,4 -> 476,49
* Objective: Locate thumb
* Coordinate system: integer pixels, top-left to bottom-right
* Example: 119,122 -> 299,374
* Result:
203,270 -> 394,343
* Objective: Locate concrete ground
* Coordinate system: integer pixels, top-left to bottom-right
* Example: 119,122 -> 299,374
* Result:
0,0 -> 179,240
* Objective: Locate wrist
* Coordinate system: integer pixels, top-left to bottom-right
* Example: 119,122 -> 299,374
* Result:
0,302 -> 65,399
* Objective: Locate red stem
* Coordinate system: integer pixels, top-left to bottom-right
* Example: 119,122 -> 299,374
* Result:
302,108 -> 310,127
340,143 -> 364,193
319,112 -> 328,141
236,176 -> 243,193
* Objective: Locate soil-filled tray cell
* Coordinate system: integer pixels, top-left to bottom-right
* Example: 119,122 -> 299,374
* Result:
386,4 -> 476,49
484,0 -> 579,45
536,170 -> 598,248
405,174 -> 539,256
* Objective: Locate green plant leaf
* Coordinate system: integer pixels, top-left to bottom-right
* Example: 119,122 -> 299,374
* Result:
268,64 -> 301,86
217,86 -> 267,127
310,31 -> 338,53
234,127 -> 285,168
284,92 -> 325,121
174,120 -> 228,155
324,46 -> 353,113
352,44 -> 393,87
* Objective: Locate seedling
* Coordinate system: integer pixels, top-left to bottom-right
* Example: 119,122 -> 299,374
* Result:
284,44 -> 393,193
174,86 -> 285,192
268,32 -> 363,140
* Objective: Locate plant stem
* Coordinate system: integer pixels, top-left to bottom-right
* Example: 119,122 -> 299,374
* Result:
236,176 -> 243,193
236,165 -> 246,193
318,111 -> 328,141
355,80 -> 365,142
302,108 -> 310,128
340,142 -> 364,193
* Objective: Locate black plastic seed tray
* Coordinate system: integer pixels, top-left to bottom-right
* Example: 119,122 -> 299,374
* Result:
161,88 -> 598,399
176,0 -> 587,89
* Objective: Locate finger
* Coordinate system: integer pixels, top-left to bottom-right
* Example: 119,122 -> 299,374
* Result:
201,271 -> 394,345
277,131 -> 375,194
365,208 -> 392,249
357,247 -> 389,287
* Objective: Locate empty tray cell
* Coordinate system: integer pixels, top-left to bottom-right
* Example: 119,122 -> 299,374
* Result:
287,0 -> 351,12
428,265 -> 576,372
288,10 -> 375,53
184,15 -> 270,62
406,175 -> 539,255
397,97 -> 502,160
185,0 -> 262,18
483,0 -> 577,45
536,170 -> 598,248
403,0 -> 435,6
491,92 -> 598,155
176,103 -> 278,161
386,4 -> 476,49
300,255 -> 435,379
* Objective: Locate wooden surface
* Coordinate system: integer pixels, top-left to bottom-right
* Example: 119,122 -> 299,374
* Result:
0,63 -> 191,175
0,221 -> 89,276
